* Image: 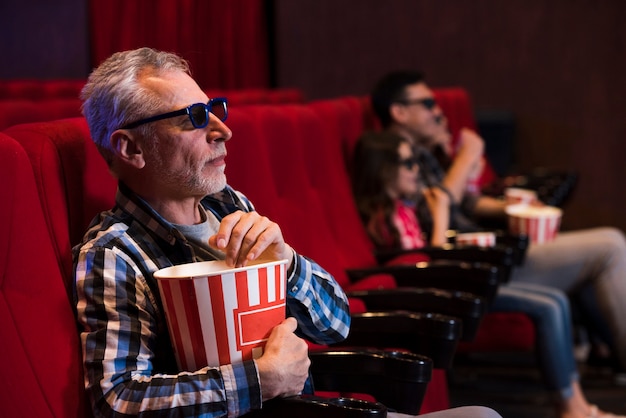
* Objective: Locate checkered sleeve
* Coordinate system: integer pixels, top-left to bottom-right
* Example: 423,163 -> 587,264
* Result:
285,253 -> 351,345
75,244 -> 262,417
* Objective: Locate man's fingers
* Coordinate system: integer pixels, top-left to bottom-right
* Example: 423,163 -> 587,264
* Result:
210,210 -> 244,250
237,215 -> 272,263
208,211 -> 284,267
281,317 -> 298,331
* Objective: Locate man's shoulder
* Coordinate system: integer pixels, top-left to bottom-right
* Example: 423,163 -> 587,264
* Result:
73,204 -> 162,255
73,209 -> 133,253
72,207 -> 172,275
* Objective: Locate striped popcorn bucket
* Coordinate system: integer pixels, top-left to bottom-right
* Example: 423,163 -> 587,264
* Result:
505,187 -> 538,206
505,204 -> 563,244
455,231 -> 496,248
154,259 -> 288,371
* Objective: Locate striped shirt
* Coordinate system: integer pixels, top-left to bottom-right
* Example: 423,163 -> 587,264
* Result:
73,182 -> 351,418
393,200 -> 426,249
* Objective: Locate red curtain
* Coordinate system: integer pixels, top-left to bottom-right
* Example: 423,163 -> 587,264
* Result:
88,0 -> 270,89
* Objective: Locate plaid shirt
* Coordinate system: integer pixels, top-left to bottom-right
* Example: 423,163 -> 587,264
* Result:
73,182 -> 350,418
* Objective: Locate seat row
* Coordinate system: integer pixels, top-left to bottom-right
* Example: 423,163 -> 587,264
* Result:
0,85 -> 305,131
1,120 -> 433,418
0,78 -> 305,102
0,88 -> 531,416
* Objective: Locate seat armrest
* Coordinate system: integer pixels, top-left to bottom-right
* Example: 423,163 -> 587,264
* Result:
309,348 -> 432,416
347,288 -> 486,341
375,244 -> 515,283
333,311 -> 462,369
494,230 -> 530,265
346,260 -> 501,304
247,395 -> 388,418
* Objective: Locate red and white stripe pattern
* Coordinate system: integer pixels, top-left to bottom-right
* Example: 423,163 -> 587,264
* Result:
506,206 -> 562,244
505,187 -> 538,206
157,261 -> 286,371
455,232 -> 496,248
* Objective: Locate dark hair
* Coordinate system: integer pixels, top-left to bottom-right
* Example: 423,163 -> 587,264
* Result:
351,130 -> 410,248
370,70 -> 425,128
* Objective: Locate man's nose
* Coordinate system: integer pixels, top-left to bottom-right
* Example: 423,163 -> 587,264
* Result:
208,115 -> 232,142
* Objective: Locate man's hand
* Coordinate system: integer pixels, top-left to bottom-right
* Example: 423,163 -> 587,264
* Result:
455,128 -> 484,163
208,211 -> 293,268
442,128 -> 485,203
423,186 -> 450,216
255,317 -> 310,401
423,187 -> 451,246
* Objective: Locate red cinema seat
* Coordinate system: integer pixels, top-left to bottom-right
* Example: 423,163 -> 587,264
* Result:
0,79 -> 303,104
5,117 -> 117,286
0,98 -> 83,131
0,133 -> 89,418
205,88 -> 305,104
0,79 -> 86,100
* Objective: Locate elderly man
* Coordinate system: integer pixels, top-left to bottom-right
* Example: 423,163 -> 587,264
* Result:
75,47 -> 350,417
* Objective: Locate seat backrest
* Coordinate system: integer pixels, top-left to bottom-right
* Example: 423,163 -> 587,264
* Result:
0,98 -> 84,131
205,87 -> 305,104
0,133 -> 89,417
5,117 -> 117,286
0,89 -> 303,133
0,79 -> 304,104
0,79 -> 86,100
431,88 -> 497,187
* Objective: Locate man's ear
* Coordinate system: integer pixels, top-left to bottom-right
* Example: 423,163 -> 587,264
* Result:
110,130 -> 146,169
389,103 -> 407,124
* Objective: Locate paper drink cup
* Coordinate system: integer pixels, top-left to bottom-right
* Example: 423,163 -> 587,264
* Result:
154,259 -> 289,371
505,204 -> 562,244
505,187 -> 538,206
455,232 -> 496,248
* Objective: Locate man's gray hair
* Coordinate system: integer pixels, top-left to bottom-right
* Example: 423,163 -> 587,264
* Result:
81,47 -> 191,166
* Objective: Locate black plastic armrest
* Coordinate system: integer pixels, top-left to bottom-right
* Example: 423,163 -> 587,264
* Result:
245,395 -> 388,418
375,244 -> 509,264
347,287 -> 486,341
332,310 -> 462,369
375,244 -> 515,283
494,230 -> 530,265
346,260 -> 501,303
309,348 -> 432,416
